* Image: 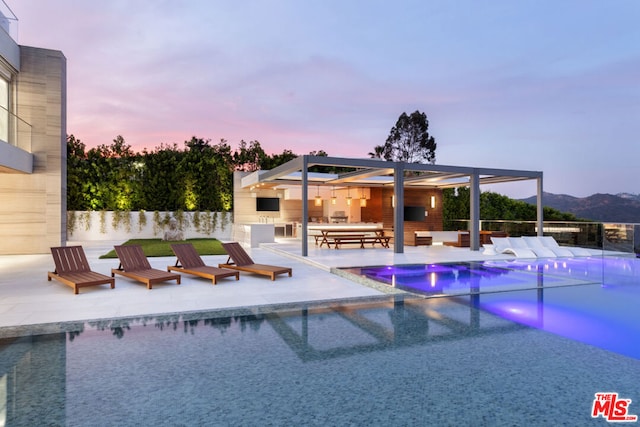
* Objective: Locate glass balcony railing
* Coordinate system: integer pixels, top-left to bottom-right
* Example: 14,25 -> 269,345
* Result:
0,105 -> 32,152
446,218 -> 640,256
0,0 -> 18,41
601,223 -> 640,254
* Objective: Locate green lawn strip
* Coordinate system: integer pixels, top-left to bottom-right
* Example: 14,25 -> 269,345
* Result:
99,238 -> 227,259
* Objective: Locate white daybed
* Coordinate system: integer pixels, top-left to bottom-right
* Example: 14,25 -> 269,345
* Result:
489,237 -> 538,258
539,236 -> 592,256
489,236 -> 593,258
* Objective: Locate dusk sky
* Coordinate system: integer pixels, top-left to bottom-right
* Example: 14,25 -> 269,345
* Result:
11,1 -> 640,198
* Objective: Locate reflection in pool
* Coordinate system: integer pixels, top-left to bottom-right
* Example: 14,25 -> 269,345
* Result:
1,294 -> 639,426
341,257 -> 640,359
340,258 -> 609,296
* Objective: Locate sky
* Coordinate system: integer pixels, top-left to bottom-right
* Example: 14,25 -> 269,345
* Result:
9,0 -> 640,198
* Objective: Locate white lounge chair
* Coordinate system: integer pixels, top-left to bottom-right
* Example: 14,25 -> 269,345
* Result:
510,237 -> 552,258
490,237 -> 538,258
539,236 -> 592,257
522,236 -> 567,257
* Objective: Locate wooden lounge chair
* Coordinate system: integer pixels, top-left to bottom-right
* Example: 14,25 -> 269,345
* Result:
48,246 -> 115,294
111,245 -> 181,289
168,243 -> 239,285
218,242 -> 292,281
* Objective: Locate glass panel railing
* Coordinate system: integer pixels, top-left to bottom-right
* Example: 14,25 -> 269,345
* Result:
0,1 -> 18,41
540,221 -> 603,250
445,218 -> 640,321
0,106 -> 31,152
601,224 -> 639,308
445,219 -> 605,251
602,223 -> 635,254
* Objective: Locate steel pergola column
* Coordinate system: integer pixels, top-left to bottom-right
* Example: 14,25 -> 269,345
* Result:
393,162 -> 405,253
470,171 -> 480,251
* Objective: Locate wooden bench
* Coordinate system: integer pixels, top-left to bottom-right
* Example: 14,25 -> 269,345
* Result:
375,236 -> 392,248
403,231 -> 433,246
332,236 -> 391,249
321,233 -> 364,248
443,232 -> 470,248
415,235 -> 433,246
411,232 -> 433,246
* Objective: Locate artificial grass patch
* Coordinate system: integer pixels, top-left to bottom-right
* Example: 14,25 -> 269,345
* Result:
99,238 -> 227,259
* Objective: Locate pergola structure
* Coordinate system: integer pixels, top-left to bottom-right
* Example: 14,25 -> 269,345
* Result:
240,155 -> 543,256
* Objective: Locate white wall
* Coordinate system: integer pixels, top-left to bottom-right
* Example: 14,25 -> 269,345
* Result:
67,211 -> 233,241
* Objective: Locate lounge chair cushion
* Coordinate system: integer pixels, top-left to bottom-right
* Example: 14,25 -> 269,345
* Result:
490,237 -> 537,258
491,237 -> 510,253
522,236 -> 545,249
508,237 -> 529,249
540,236 -> 591,256
540,236 -> 561,248
521,236 -> 558,257
482,244 -> 497,255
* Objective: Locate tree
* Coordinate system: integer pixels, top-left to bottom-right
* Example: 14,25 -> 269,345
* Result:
67,134 -> 89,210
260,149 -> 297,170
380,110 -> 436,164
368,145 -> 387,159
184,135 -> 211,153
139,143 -> 184,211
442,188 -> 581,222
180,137 -> 234,211
309,150 -> 328,157
65,135 -> 334,212
233,140 -> 267,172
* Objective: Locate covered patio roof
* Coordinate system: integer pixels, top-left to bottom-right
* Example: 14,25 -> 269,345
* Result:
240,155 -> 544,256
241,156 -> 541,190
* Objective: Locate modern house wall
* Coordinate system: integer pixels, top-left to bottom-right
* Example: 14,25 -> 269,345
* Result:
232,171 -> 324,227
0,45 -> 66,254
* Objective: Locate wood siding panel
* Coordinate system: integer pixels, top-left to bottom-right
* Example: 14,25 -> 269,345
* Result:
379,187 -> 443,245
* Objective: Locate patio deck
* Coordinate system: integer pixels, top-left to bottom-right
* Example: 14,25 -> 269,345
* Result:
0,239 -> 514,333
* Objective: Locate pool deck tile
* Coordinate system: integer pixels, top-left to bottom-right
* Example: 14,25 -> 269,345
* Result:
0,239 -> 518,331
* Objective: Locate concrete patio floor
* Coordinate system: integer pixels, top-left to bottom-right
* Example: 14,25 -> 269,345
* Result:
0,239 -> 515,332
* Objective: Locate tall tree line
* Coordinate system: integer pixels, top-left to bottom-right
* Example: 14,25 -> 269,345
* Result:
66,135 -> 297,211
443,188 -> 581,222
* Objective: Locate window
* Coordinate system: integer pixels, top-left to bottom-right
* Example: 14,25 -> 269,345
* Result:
0,76 -> 8,143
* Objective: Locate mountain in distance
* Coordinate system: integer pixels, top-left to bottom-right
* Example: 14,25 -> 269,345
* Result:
617,193 -> 640,202
520,192 -> 640,223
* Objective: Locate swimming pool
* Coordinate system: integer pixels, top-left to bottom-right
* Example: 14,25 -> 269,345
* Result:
1,295 -> 639,426
2,255 -> 640,425
340,258 -> 614,296
341,257 -> 640,360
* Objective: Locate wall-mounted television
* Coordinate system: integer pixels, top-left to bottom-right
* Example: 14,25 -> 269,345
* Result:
256,197 -> 280,212
404,206 -> 426,221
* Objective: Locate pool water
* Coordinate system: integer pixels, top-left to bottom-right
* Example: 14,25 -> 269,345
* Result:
1,298 -> 639,426
469,283 -> 640,360
2,257 -> 640,425
341,258 -> 612,296
341,257 -> 640,360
